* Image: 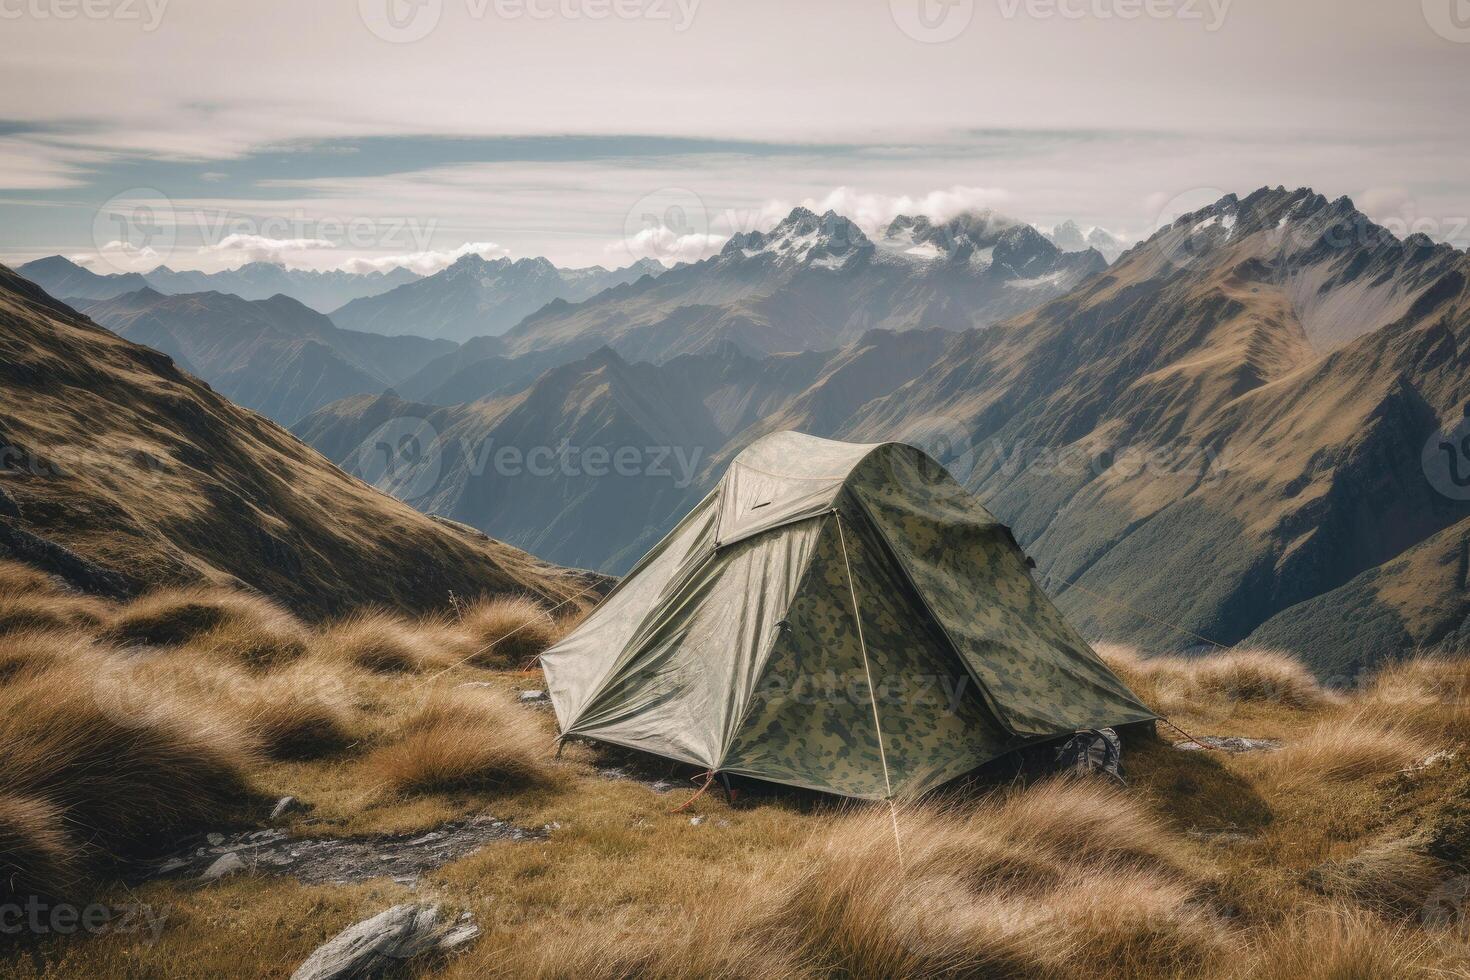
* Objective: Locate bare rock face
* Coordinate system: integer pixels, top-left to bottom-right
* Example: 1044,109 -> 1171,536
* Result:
290,904 -> 478,980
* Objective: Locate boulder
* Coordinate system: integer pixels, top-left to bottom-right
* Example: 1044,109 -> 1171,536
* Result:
290,904 -> 477,980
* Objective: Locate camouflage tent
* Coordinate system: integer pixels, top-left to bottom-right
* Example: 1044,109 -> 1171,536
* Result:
541,431 -> 1155,799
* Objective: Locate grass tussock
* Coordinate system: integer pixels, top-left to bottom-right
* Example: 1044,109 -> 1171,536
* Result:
0,628 -> 109,684
0,663 -> 261,861
0,591 -> 111,638
366,686 -> 554,795
0,560 -> 62,596
1238,907 -> 1435,979
0,793 -> 79,902
311,610 -> 466,674
235,665 -> 361,759
746,781 -> 1226,980
1359,656 -> 1470,741
1254,717 -> 1431,789
1099,645 -> 1327,711
1308,836 -> 1446,917
456,595 -> 565,668
104,586 -> 307,668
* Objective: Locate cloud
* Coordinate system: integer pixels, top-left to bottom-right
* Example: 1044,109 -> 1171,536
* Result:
337,241 -> 510,276
796,185 -> 1015,235
66,241 -> 165,273
616,227 -> 728,265
197,233 -> 337,266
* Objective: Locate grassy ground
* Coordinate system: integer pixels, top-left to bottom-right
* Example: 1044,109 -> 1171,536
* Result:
2,563 -> 1469,978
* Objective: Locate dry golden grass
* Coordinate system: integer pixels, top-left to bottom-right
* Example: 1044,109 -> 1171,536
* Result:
5,572 -> 1470,980
0,560 -> 62,596
1099,645 -> 1327,712
311,609 -> 468,673
365,686 -> 555,795
456,594 -> 565,668
1359,656 -> 1470,741
0,662 -> 261,862
1253,717 -> 1431,789
1308,835 -> 1447,916
104,586 -> 307,668
0,793 -> 79,901
0,591 -> 111,638
1237,907 -> 1437,979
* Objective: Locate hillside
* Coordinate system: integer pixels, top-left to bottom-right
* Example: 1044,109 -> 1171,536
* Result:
0,264 -> 588,617
329,255 -> 666,342
842,187 -> 1470,670
82,288 -> 455,425
295,331 -> 950,571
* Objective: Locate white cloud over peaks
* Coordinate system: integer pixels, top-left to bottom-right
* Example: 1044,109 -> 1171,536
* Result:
795,186 -> 1014,236
616,227 -> 729,265
198,233 -> 337,266
338,242 -> 511,276
73,241 -> 165,273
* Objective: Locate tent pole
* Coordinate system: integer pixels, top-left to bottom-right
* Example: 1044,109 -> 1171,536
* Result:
834,512 -> 906,873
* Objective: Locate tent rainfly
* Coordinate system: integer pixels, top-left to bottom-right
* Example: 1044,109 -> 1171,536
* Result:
541,431 -> 1156,799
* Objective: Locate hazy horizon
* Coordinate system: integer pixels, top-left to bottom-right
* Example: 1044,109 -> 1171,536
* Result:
3,0 -> 1468,274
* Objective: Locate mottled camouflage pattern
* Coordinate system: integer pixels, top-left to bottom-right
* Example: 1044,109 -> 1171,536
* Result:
723,514 -> 1014,799
540,431 -> 1154,800
847,446 -> 1155,737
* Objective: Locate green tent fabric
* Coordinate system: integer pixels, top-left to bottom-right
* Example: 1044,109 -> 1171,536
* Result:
541,431 -> 1155,799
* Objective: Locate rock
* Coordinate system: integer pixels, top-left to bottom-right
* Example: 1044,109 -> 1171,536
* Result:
271,796 -> 307,821
518,689 -> 548,703
289,904 -> 478,980
689,816 -> 706,826
206,833 -> 225,846
1173,735 -> 1281,753
202,852 -> 246,881
457,681 -> 495,690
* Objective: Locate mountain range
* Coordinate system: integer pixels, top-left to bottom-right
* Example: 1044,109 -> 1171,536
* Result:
295,187 -> 1470,674
0,264 -> 586,616
487,207 -> 1107,365
80,288 -> 454,425
15,255 -> 420,313
328,254 -> 667,342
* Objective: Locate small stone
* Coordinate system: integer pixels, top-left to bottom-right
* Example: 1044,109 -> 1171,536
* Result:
202,852 -> 246,881
518,689 -> 548,703
206,833 -> 225,846
689,816 -> 706,826
457,681 -> 495,689
650,780 -> 675,793
271,796 -> 307,821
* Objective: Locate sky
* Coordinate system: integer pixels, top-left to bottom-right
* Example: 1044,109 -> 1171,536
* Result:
1,0 -> 1467,274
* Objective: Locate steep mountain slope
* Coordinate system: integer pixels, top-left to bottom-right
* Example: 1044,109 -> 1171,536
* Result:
82,289 -> 455,425
16,255 -> 150,300
842,186 -> 1470,668
329,255 -> 665,342
0,264 -> 586,616
17,255 -> 418,312
494,207 -> 1105,364
295,330 -> 947,572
